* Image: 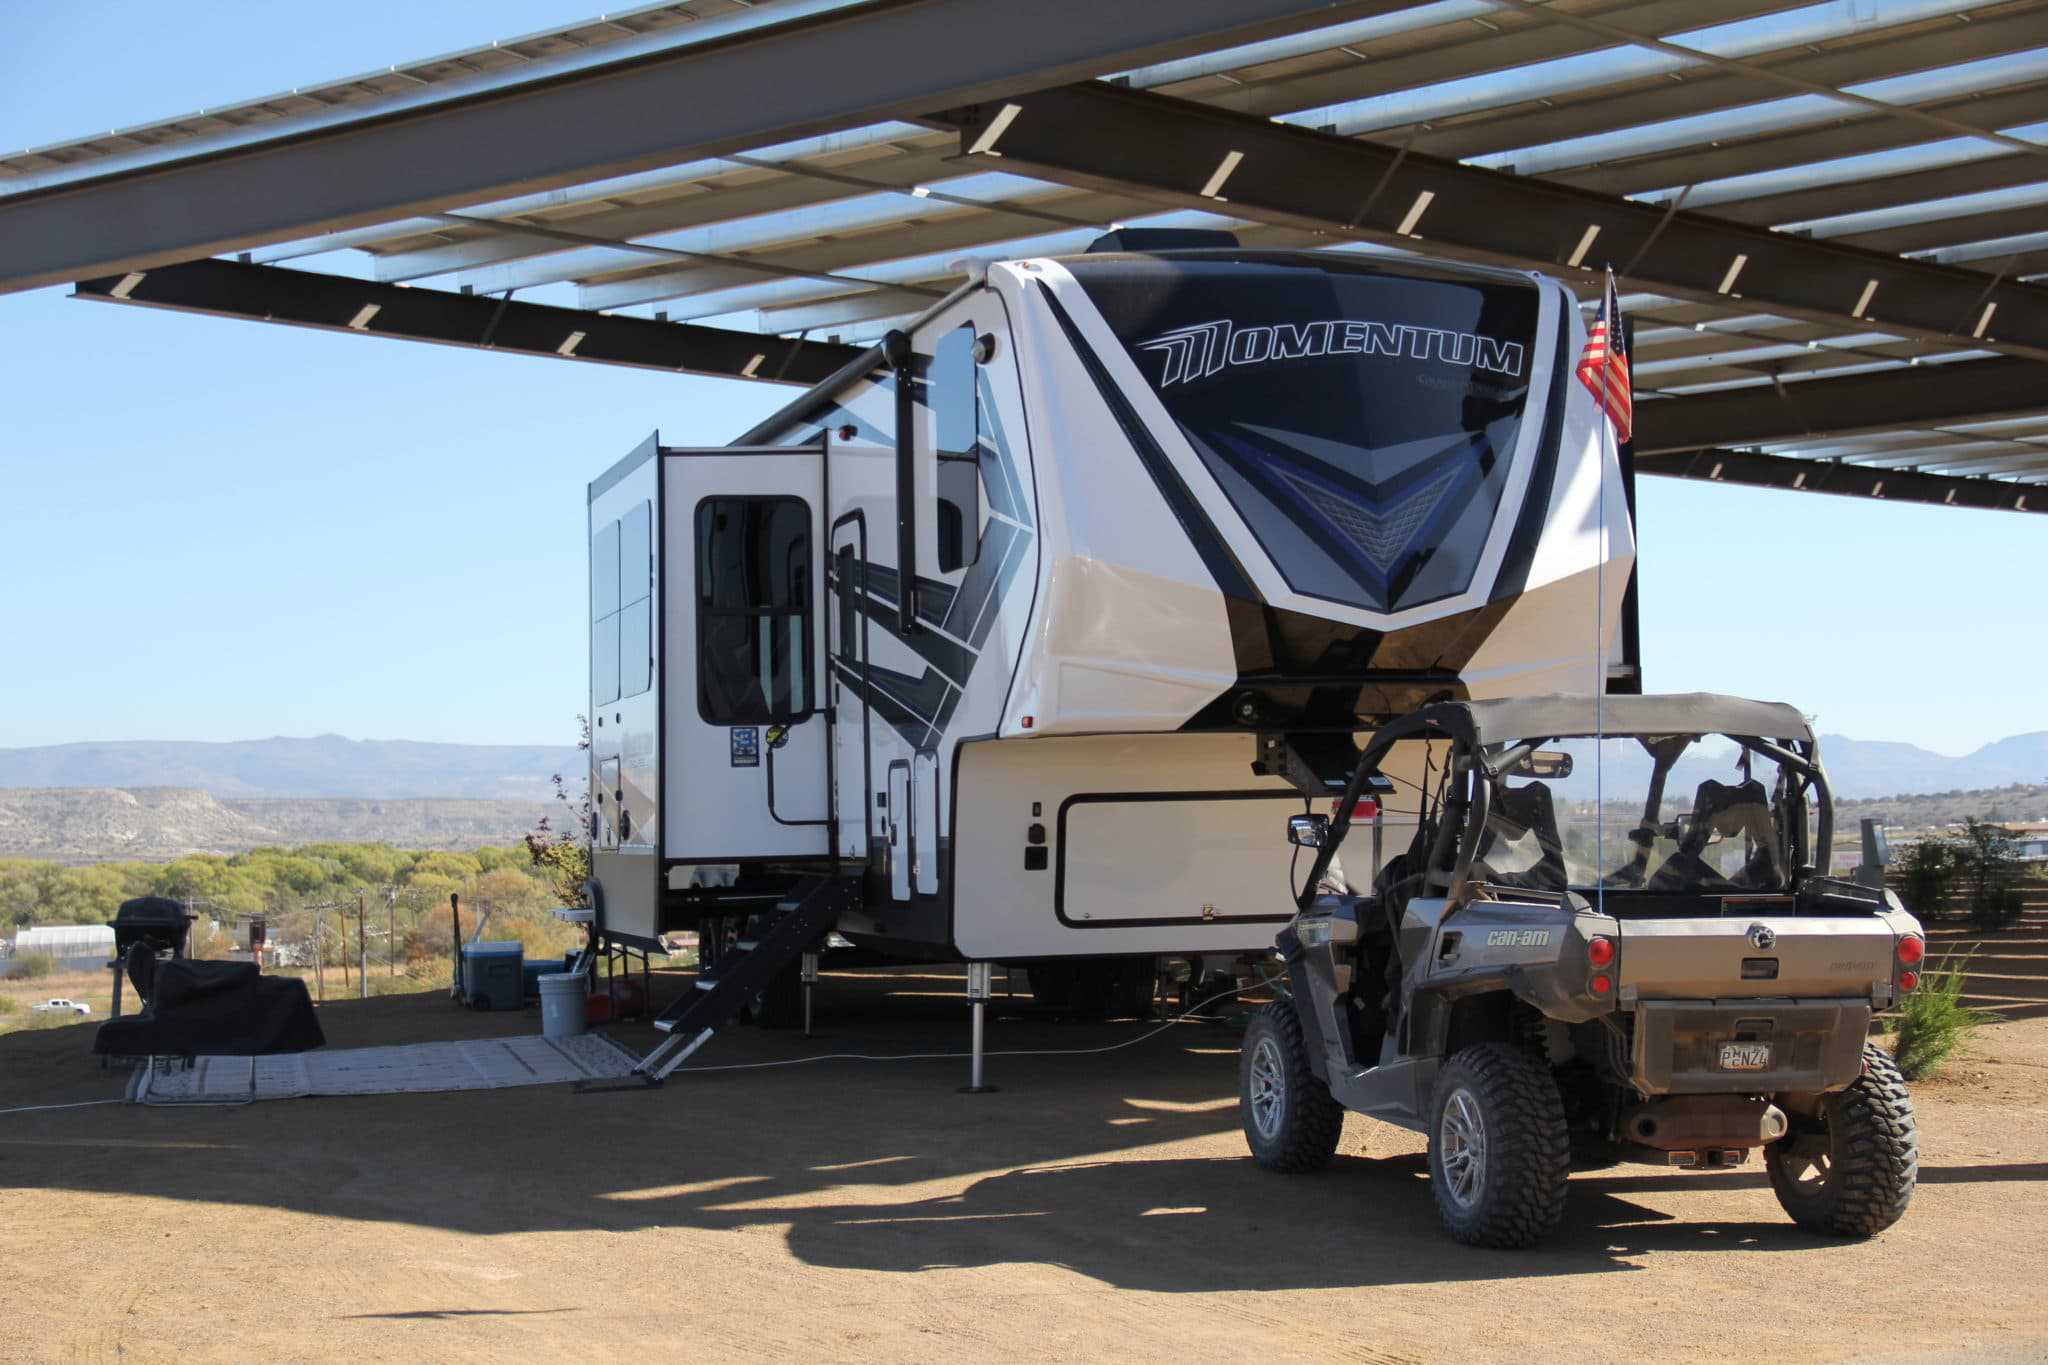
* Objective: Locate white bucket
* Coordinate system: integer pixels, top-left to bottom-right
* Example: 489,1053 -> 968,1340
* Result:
538,972 -> 588,1039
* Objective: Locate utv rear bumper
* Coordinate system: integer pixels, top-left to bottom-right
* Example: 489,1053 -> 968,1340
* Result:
1631,996 -> 1872,1096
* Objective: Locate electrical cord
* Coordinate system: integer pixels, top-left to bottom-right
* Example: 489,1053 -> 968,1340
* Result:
665,972 -> 1285,1076
0,1098 -> 126,1117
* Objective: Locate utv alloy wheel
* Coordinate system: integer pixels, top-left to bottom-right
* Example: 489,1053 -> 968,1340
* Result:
1765,1043 -> 1917,1238
1425,1043 -> 1571,1248
1437,1088 -> 1488,1212
1247,1037 -> 1286,1142
1238,1001 -> 1343,1173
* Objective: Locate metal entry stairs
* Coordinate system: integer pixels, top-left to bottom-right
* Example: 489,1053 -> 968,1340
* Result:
585,876 -> 852,1089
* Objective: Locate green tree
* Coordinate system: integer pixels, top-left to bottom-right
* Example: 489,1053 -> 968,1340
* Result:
1958,819 -> 2026,930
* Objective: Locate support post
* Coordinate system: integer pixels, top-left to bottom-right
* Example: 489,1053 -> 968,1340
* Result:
800,949 -> 819,1039
959,961 -> 997,1094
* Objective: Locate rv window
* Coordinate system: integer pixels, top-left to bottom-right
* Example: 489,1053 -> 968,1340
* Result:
696,497 -> 812,724
591,501 -> 654,705
592,520 -> 621,619
932,326 -> 980,574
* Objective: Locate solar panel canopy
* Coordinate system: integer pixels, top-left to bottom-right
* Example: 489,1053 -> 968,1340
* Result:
7,0 -> 2046,508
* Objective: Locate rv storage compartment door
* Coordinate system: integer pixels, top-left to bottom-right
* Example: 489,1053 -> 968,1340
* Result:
949,734 -> 1306,960
663,447 -> 831,863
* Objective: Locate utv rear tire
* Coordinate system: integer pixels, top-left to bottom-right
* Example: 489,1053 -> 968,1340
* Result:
1765,1044 -> 1917,1238
1427,1044 -> 1571,1248
1240,1001 -> 1344,1173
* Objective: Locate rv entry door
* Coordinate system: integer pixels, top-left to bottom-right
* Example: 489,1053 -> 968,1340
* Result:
662,446 -> 832,864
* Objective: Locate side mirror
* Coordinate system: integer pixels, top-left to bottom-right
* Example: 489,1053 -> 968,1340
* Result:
1518,749 -> 1574,778
1287,814 -> 1330,849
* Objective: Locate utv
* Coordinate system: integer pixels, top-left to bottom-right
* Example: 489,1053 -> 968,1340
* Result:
1240,694 -> 1923,1247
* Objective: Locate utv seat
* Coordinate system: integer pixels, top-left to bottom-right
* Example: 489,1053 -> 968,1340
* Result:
1648,777 -> 1781,891
1471,780 -> 1568,894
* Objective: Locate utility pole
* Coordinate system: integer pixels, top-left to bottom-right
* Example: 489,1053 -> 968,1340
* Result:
388,889 -> 398,978
357,892 -> 368,1000
313,903 -> 325,1003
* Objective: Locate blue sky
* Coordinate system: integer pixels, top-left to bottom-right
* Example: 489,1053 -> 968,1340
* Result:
1,1 -> 2041,756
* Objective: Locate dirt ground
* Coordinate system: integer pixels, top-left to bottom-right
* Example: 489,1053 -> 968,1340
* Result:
2,965 -> 2045,1365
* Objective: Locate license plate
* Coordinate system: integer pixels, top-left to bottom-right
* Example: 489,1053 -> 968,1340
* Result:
1719,1042 -> 1772,1071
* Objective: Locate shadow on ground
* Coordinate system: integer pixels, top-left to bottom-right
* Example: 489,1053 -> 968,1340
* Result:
1,966 -> 2029,1294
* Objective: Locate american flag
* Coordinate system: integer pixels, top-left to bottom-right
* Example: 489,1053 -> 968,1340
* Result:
1576,269 -> 1632,443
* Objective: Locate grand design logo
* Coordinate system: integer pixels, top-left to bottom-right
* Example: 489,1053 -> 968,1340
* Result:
1136,318 -> 1525,388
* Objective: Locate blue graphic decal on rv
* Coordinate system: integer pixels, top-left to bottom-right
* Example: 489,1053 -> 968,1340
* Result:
828,365 -> 1034,750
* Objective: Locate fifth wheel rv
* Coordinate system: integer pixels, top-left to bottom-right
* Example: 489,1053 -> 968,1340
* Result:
584,235 -> 1637,1060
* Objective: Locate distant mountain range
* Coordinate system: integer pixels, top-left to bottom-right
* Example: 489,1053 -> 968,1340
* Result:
1542,730 -> 2048,803
1818,732 -> 2048,799
0,735 -> 583,801
0,787 -> 556,863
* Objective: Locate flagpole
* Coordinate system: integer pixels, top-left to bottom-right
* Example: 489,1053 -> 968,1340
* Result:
1595,374 -> 1610,922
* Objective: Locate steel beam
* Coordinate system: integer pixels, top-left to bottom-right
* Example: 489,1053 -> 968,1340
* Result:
1638,447 -> 2045,513
0,0 -> 1434,295
70,259 -> 863,385
1632,357 -> 2048,454
943,82 -> 2048,363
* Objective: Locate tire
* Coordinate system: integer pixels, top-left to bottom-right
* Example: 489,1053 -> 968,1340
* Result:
1108,961 -> 1159,1019
1426,1043 -> 1571,1248
1026,964 -> 1075,1012
750,957 -> 805,1030
1239,1001 -> 1344,1173
1765,1044 -> 1917,1238
1184,972 -> 1239,1019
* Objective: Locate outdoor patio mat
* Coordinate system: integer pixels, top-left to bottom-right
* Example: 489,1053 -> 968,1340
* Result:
127,1033 -> 640,1104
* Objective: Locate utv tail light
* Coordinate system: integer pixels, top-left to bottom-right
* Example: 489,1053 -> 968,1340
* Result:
1590,973 -> 1612,996
1897,970 -> 1919,994
1586,935 -> 1616,968
1331,797 -> 1378,821
1896,934 -> 1925,967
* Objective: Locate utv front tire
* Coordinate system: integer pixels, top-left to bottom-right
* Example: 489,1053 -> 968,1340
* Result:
1427,1044 -> 1571,1248
1765,1044 -> 1917,1237
1240,1002 -> 1344,1173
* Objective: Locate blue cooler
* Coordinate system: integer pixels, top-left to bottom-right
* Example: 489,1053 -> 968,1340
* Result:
460,941 -> 524,1011
521,956 -> 572,998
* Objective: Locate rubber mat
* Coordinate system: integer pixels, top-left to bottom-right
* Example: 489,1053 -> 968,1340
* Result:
128,1033 -> 640,1104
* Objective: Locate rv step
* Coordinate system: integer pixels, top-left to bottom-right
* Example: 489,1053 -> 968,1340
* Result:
622,878 -> 852,1072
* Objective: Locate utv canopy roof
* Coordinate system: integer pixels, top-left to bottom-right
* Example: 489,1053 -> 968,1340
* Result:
1415,693 -> 1815,748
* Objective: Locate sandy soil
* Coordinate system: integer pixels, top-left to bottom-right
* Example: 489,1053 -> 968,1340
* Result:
1,967 -> 2044,1365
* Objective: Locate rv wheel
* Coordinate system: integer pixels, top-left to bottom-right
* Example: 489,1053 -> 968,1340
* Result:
750,958 -> 805,1030
1426,1044 -> 1571,1248
1765,1044 -> 1917,1237
1183,972 -> 1238,1019
1239,1002 -> 1343,1173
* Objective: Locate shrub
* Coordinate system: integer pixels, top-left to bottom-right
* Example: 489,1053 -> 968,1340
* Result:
7,952 -> 54,981
1899,838 -> 1960,920
1893,951 -> 1989,1081
0,994 -> 18,1015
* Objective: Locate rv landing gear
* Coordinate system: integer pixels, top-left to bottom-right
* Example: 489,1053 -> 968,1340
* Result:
959,962 -> 998,1094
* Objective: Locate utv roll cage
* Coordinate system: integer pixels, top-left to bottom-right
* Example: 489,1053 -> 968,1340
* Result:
1295,692 -> 1832,913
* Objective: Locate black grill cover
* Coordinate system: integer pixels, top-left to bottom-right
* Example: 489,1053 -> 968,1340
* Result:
94,961 -> 324,1057
110,896 -> 195,955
